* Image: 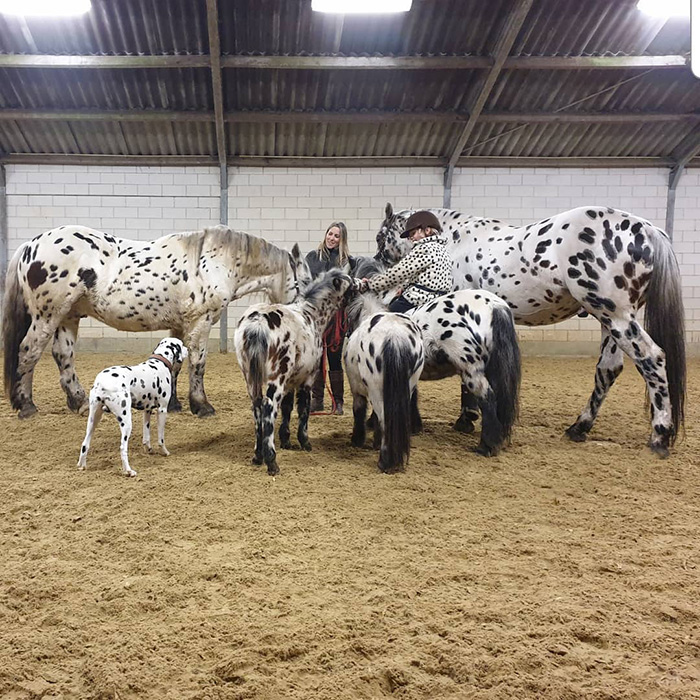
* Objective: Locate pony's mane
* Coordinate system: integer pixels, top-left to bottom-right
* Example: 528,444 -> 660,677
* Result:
353,255 -> 385,279
346,292 -> 388,333
300,268 -> 349,307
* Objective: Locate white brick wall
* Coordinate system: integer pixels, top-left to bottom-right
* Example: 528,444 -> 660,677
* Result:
4,164 -> 699,352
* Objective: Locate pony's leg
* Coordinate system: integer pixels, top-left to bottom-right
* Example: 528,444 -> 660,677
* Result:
77,398 -> 103,470
167,327 -> 184,413
372,405 -> 383,451
13,316 -> 61,418
279,391 -> 295,449
296,386 -> 312,451
186,318 -> 216,417
351,395 -> 368,447
142,410 -> 152,453
156,408 -> 169,456
262,390 -> 284,476
454,386 -> 479,434
465,372 -> 504,457
410,388 -> 423,435
252,399 -> 264,466
52,316 -> 88,414
566,331 -> 624,444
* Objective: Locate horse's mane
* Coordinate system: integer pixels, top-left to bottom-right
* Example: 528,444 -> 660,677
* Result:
181,225 -> 290,275
346,292 -> 388,334
353,255 -> 385,280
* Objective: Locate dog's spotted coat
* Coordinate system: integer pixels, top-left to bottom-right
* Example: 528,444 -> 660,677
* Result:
376,204 -> 686,457
77,338 -> 187,477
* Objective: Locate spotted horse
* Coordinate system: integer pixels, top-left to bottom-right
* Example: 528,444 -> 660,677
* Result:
376,204 -> 686,457
3,224 -> 306,419
344,292 -> 425,473
234,269 -> 354,476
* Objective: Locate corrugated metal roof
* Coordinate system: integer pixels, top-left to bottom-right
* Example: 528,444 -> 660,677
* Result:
0,0 -> 695,164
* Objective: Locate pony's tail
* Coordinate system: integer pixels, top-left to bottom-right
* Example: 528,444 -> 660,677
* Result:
3,248 -> 31,409
483,305 -> 521,451
381,336 -> 413,471
644,228 -> 686,442
242,323 -> 269,404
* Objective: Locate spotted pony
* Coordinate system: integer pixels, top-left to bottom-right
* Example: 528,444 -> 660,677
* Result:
3,224 -> 305,420
376,204 -> 685,457
344,293 -> 425,473
234,268 -> 354,476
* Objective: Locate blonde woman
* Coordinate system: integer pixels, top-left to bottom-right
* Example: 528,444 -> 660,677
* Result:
306,222 -> 356,414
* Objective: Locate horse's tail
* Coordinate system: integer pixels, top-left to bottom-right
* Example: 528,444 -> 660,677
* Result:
484,305 -> 521,448
381,335 -> 414,471
3,247 -> 31,409
645,228 -> 686,441
242,322 -> 269,404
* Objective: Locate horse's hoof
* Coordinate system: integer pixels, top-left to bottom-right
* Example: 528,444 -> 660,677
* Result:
300,441 -> 312,452
78,402 -> 90,417
473,443 -> 498,457
379,462 -> 402,474
267,461 -> 280,476
351,436 -> 365,448
252,455 -> 263,466
453,417 -> 475,434
195,404 -> 216,418
18,405 -> 38,419
280,440 -> 292,450
649,443 -> 670,459
565,424 -> 588,442
168,402 -> 183,414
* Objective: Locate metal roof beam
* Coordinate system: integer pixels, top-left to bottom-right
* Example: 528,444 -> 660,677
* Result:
0,55 -> 210,68
2,154 -> 691,168
206,0 -> 227,170
446,0 -> 534,170
0,54 -> 687,71
1,109 -> 697,124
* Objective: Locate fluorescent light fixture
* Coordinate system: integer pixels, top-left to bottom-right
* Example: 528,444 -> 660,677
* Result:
312,0 -> 412,13
636,0 -> 689,17
0,0 -> 91,16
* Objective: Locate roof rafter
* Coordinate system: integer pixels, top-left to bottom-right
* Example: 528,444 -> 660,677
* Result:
0,54 -> 688,70
0,108 -> 697,125
205,0 -> 227,171
446,0 -> 534,169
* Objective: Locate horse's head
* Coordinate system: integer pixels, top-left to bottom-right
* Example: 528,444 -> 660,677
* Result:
285,243 -> 312,301
375,202 -> 413,266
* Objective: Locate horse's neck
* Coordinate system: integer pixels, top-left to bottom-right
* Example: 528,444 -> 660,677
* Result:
299,295 -> 340,330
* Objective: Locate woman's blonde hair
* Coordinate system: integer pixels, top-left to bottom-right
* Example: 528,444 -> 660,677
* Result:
318,221 -> 350,267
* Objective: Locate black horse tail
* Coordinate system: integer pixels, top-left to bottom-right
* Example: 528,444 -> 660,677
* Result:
645,228 -> 686,441
3,247 -> 31,409
242,323 -> 269,405
481,305 -> 521,453
380,336 -> 414,472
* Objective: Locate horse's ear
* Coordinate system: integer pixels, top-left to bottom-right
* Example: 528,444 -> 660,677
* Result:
290,243 -> 301,261
385,202 -> 393,220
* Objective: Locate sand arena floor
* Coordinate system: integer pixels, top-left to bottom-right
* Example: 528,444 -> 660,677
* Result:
0,352 -> 699,700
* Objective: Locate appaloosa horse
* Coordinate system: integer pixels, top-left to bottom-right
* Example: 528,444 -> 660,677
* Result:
235,268 -> 354,476
4,224 -> 305,419
376,204 -> 685,457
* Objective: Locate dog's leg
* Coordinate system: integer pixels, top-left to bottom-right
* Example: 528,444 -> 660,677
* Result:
142,410 -> 152,454
77,395 -> 103,470
156,408 -> 169,456
114,401 -> 136,477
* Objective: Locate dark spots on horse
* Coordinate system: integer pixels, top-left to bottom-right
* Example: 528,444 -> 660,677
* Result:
369,315 -> 382,331
26,261 -> 48,290
614,275 -> 627,290
585,210 -> 597,220
78,268 -> 97,289
265,311 -> 282,329
440,330 -> 453,341
567,267 -> 581,279
623,262 -> 635,278
182,271 -> 189,282
583,262 -> 599,280
577,279 -> 598,291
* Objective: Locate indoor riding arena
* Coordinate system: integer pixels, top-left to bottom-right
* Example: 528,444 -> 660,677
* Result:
1,2 -> 699,699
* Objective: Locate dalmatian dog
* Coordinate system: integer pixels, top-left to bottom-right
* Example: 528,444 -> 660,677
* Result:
77,338 -> 188,477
